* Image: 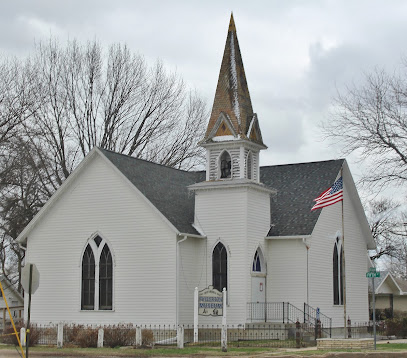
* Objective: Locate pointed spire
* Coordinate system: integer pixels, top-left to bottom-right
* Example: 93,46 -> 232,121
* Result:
203,13 -> 264,146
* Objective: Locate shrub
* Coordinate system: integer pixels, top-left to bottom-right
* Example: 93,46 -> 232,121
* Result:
1,323 -> 39,346
74,327 -> 98,348
142,329 -> 154,347
63,324 -> 83,345
104,324 -> 136,347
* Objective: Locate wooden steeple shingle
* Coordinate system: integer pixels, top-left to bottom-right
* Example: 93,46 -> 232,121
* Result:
202,13 -> 264,146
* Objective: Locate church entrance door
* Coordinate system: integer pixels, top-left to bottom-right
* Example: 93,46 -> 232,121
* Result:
250,248 -> 266,321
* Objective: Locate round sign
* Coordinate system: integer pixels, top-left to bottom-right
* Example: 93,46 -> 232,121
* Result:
21,263 -> 40,295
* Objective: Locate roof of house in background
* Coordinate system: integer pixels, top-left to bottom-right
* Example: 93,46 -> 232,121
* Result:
0,275 -> 23,302
368,271 -> 407,295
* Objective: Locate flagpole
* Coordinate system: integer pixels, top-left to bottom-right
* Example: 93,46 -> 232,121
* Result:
341,167 -> 347,338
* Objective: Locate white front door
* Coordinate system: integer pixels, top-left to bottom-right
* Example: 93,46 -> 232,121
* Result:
250,276 -> 266,321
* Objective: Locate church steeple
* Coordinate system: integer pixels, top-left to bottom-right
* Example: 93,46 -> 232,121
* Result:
202,13 -> 264,146
201,14 -> 266,183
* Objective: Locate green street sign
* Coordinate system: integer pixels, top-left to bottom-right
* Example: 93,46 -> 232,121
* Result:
366,272 -> 380,278
369,267 -> 377,273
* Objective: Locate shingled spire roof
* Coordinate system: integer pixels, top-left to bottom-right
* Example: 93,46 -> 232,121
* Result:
202,13 -> 264,146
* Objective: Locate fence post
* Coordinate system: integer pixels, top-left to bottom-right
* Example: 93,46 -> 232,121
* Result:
296,320 -> 301,348
221,287 -> 227,352
283,302 -> 285,323
177,325 -> 184,349
135,326 -> 142,346
317,320 -> 322,339
194,287 -> 198,343
57,323 -> 63,348
347,316 -> 351,338
97,328 -> 104,348
20,327 -> 26,347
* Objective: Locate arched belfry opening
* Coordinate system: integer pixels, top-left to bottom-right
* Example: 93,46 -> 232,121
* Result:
219,151 -> 232,179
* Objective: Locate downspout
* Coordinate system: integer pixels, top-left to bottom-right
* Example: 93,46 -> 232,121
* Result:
176,235 -> 189,327
302,238 -> 310,305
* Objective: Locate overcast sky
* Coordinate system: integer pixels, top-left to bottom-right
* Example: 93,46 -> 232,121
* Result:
1,0 -> 406,198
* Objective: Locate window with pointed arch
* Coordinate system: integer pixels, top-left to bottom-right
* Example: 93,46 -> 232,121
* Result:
212,242 -> 227,292
220,151 -> 232,179
333,237 -> 344,305
246,151 -> 253,180
252,249 -> 263,273
81,236 -> 113,310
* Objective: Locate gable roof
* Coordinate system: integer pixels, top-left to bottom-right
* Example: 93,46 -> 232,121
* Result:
103,151 -> 344,237
369,271 -> 407,295
0,276 -> 23,302
261,159 -> 345,236
99,148 -> 205,235
17,147 -> 361,243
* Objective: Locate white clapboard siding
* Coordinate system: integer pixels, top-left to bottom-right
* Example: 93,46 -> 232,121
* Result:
178,238 -> 207,324
24,154 -> 177,326
266,239 -> 307,309
309,185 -> 369,327
246,188 -> 271,304
192,185 -> 270,325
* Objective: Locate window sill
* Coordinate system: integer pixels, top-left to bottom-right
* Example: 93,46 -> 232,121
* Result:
80,309 -> 115,312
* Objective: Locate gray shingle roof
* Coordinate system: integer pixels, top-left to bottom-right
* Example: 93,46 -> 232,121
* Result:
261,159 -> 344,236
99,148 -> 205,235
100,148 -> 344,237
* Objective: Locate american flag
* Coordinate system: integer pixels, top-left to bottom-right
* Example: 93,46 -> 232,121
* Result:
311,177 -> 343,211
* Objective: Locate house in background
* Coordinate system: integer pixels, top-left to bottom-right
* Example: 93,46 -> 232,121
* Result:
0,276 -> 24,331
369,271 -> 407,319
16,15 -> 375,330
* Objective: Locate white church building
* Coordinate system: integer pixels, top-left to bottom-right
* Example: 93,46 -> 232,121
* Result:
17,15 -> 375,329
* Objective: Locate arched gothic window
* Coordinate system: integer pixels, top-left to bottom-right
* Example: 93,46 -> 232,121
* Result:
81,244 -> 95,310
213,242 -> 227,292
99,244 -> 113,310
246,151 -> 253,180
333,238 -> 344,305
81,236 -> 113,310
220,151 -> 232,179
252,249 -> 261,272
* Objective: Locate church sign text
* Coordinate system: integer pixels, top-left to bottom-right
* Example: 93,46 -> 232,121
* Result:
198,286 -> 223,316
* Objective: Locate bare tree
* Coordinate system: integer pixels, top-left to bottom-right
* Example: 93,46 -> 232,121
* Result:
0,38 -> 208,289
367,198 -> 407,278
326,64 -> 407,191
21,39 -> 207,187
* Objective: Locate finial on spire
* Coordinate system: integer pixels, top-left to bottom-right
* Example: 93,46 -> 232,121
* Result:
228,12 -> 236,32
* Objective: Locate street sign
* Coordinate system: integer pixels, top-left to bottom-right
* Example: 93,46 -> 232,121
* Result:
366,271 -> 380,278
369,267 -> 377,273
21,263 -> 40,294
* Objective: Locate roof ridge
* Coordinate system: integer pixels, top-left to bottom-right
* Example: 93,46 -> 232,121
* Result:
260,158 -> 345,169
97,147 -> 203,174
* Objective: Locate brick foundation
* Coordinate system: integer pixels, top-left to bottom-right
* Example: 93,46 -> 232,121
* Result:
317,338 -> 374,350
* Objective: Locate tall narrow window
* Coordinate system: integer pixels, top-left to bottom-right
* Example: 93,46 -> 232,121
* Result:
252,249 -> 261,272
213,242 -> 227,292
81,236 -> 113,311
333,238 -> 344,305
246,151 -> 253,180
220,151 -> 232,179
82,244 -> 95,310
99,244 -> 113,310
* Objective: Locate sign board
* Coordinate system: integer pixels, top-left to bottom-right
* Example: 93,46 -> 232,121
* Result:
21,263 -> 40,294
366,271 -> 380,278
369,267 -> 377,273
198,286 -> 223,316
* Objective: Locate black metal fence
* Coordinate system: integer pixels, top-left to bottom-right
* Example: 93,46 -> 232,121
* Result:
184,323 -> 316,348
247,302 -> 332,338
5,322 -> 317,348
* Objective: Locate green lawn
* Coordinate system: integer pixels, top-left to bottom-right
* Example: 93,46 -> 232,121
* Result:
1,343 -> 407,357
